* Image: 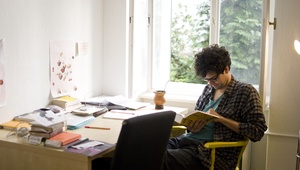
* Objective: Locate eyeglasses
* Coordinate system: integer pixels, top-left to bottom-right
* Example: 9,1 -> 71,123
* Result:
204,74 -> 220,82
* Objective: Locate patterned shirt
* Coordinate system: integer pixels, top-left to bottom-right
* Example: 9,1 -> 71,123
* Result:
195,76 -> 268,170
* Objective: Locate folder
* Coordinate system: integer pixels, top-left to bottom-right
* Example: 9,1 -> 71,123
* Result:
0,120 -> 31,130
65,113 -> 95,130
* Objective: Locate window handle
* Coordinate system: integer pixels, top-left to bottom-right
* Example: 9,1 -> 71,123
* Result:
269,17 -> 277,30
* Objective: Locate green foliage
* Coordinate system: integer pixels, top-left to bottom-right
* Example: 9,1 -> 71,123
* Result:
170,2 -> 210,83
220,0 -> 262,84
170,0 -> 262,85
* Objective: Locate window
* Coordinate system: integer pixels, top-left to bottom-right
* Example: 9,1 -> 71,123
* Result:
151,0 -> 262,96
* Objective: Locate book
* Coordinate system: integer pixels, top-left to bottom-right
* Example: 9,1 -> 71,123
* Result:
49,131 -> 82,145
44,138 -> 63,148
62,137 -> 89,148
179,110 -> 220,127
0,120 -> 31,130
30,122 -> 64,133
92,107 -> 108,117
52,96 -> 83,111
52,95 -> 80,106
13,112 -> 35,122
29,128 -> 63,138
45,137 -> 89,148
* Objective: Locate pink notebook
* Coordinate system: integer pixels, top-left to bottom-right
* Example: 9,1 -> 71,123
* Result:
49,132 -> 81,145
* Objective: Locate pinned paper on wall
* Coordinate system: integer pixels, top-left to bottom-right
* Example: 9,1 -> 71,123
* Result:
50,40 -> 78,98
0,39 -> 6,107
76,42 -> 88,56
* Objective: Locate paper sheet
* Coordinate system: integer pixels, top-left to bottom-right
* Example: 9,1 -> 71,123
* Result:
71,140 -> 104,149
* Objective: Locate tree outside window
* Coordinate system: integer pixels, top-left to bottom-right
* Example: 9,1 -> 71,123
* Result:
170,0 -> 262,85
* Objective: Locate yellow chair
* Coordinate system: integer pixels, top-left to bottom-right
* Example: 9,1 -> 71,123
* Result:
171,126 -> 249,170
204,139 -> 249,170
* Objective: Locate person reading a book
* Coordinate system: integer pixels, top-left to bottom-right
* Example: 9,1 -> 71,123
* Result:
162,44 -> 268,170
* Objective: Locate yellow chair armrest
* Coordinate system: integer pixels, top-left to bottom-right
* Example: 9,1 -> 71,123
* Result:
170,126 -> 187,137
204,140 -> 249,148
204,139 -> 249,170
172,126 -> 187,130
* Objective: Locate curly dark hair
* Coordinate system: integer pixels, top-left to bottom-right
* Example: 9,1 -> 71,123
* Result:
194,44 -> 231,78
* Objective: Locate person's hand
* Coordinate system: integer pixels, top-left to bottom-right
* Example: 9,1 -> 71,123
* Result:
207,109 -> 222,122
207,109 -> 240,133
187,119 -> 207,133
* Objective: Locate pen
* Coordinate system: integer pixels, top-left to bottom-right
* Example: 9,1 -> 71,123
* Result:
84,126 -> 110,130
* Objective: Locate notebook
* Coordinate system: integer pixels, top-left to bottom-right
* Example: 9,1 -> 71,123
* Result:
49,131 -> 81,145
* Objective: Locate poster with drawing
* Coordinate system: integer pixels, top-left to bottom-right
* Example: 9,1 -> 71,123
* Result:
50,41 -> 78,98
0,39 -> 6,107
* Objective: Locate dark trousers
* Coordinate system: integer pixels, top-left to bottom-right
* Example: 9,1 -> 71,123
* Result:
161,136 -> 208,170
93,137 -> 208,170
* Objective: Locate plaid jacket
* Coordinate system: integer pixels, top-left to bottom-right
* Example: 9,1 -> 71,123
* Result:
195,76 -> 268,170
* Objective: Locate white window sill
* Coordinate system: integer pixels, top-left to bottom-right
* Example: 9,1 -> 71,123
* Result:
139,91 -> 198,112
139,91 -> 198,104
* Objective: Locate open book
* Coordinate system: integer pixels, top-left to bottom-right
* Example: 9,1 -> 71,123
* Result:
179,110 -> 220,127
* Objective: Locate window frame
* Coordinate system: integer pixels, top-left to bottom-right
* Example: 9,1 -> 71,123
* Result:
149,0 -> 221,97
131,0 -> 267,109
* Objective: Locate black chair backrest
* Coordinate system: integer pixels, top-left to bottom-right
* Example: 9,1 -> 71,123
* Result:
111,111 -> 176,170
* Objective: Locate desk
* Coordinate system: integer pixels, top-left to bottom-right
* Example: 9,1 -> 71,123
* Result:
0,105 -> 187,170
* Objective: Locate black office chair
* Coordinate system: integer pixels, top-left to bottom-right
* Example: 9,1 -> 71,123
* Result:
110,111 -> 176,170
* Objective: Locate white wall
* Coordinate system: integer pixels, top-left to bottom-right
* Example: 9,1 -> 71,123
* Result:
102,0 -> 129,97
1,0 -> 299,169
0,0 -> 103,123
263,0 -> 300,169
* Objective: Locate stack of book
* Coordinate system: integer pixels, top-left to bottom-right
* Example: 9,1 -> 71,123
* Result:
29,122 -> 64,139
20,108 -> 66,139
52,95 -> 82,112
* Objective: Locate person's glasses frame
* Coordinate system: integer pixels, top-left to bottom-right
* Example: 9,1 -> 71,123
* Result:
204,73 -> 220,82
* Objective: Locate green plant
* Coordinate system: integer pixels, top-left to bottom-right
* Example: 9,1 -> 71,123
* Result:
170,0 -> 262,85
